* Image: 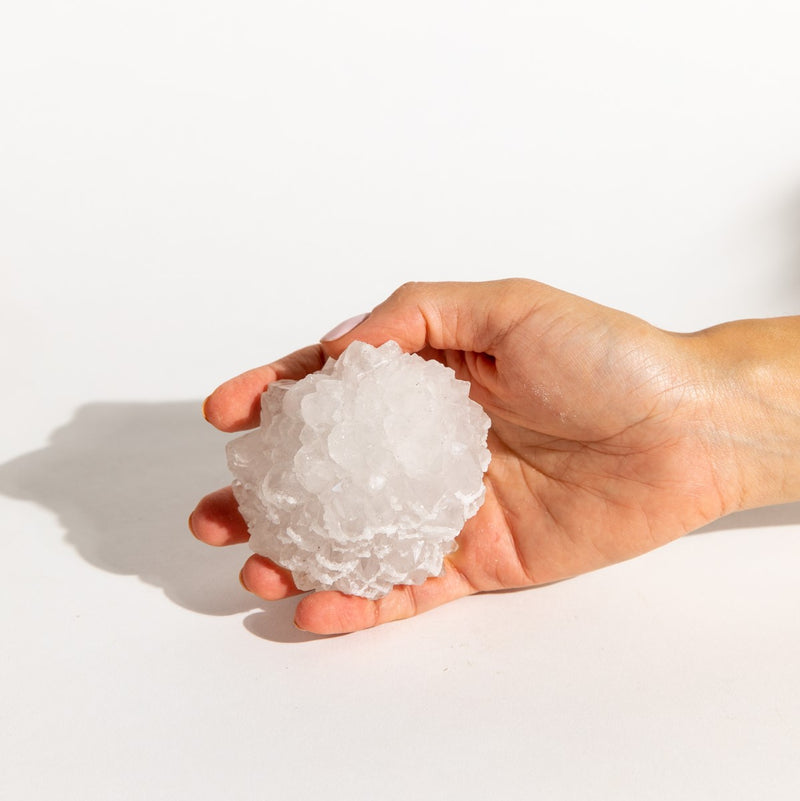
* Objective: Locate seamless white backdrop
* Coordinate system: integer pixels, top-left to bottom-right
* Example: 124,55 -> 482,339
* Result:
2,3 -> 800,799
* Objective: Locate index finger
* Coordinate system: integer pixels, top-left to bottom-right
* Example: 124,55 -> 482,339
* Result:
203,344 -> 327,432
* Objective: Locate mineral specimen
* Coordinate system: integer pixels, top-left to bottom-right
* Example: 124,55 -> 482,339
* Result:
227,340 -> 491,599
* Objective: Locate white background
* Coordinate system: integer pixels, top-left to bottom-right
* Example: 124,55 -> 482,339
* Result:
2,2 -> 800,799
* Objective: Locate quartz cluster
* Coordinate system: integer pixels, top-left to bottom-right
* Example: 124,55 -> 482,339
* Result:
227,340 -> 491,599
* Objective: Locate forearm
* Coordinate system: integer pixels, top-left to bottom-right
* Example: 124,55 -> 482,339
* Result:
688,316 -> 800,512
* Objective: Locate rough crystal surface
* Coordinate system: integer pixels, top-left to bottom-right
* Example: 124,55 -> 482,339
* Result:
227,340 -> 491,599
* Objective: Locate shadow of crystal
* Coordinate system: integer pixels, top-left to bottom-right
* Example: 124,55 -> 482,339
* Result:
0,401 -> 261,617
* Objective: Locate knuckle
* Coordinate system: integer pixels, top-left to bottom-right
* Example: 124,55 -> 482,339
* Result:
392,281 -> 423,301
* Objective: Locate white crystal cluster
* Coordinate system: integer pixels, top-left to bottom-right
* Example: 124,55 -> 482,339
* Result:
227,340 -> 491,600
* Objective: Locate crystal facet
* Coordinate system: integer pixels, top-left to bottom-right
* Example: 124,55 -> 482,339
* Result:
227,340 -> 491,599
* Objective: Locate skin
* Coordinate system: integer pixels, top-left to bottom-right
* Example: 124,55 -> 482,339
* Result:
189,279 -> 800,635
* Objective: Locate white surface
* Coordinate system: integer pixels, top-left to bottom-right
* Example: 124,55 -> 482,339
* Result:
2,2 -> 799,799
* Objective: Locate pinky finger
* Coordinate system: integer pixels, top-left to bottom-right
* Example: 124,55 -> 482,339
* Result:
240,553 -> 303,600
293,561 -> 475,634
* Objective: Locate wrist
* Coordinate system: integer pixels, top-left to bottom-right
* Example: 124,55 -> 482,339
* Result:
685,317 -> 800,512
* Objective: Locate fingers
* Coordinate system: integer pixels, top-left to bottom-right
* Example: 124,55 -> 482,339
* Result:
191,489 -> 481,632
192,488 -> 479,630
319,278 -> 552,360
203,279 -> 552,433
227,546 -> 478,632
240,554 -> 301,600
236,552 -> 476,623
190,489 -> 302,596
189,486 -> 249,546
293,561 -> 476,635
204,344 -> 327,432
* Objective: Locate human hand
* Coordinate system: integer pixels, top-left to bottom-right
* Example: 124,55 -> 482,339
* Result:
190,279 -> 800,634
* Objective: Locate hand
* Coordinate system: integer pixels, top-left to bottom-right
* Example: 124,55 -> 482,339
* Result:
190,279 -> 800,634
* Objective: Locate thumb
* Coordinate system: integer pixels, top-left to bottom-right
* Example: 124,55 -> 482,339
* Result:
319,279 -> 535,359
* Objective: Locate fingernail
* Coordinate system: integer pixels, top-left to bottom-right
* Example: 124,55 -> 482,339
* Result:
202,396 -> 210,421
187,512 -> 196,536
321,312 -> 370,342
239,568 -> 250,592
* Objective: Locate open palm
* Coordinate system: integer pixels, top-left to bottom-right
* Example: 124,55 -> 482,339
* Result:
191,280 -> 730,634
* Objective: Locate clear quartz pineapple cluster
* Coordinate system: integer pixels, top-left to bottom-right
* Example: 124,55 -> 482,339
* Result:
227,340 -> 491,600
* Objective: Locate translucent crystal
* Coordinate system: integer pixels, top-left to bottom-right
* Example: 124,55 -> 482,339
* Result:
227,340 -> 491,599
